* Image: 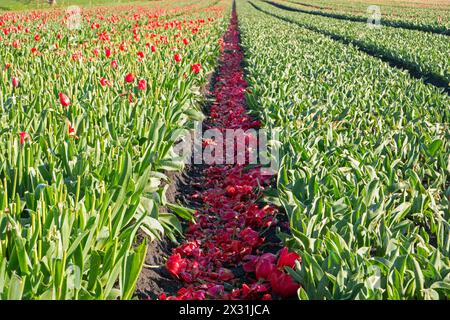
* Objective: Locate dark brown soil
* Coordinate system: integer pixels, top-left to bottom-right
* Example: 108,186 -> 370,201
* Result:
134,165 -> 207,300
134,236 -> 180,300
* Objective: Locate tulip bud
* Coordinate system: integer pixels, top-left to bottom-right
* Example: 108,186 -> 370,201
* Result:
173,53 -> 182,63
12,76 -> 19,88
59,92 -> 71,107
125,73 -> 135,83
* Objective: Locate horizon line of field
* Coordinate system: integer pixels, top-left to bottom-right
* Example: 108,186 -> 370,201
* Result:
264,0 -> 449,36
0,0 -> 214,12
249,1 -> 450,96
289,0 -> 450,12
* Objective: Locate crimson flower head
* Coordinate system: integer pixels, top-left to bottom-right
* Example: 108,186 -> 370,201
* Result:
34,34 -> 40,41
138,79 -> 147,91
239,227 -> 262,247
137,51 -> 144,60
166,253 -> 187,278
125,73 -> 135,83
12,76 -> 19,88
105,47 -> 111,58
182,38 -> 189,45
59,92 -> 71,107
191,63 -> 201,74
159,293 -> 167,300
270,270 -> 300,298
150,45 -> 156,53
277,247 -> 301,269
19,132 -> 30,145
255,253 -> 276,280
100,77 -> 109,86
173,53 -> 182,63
111,59 -> 119,69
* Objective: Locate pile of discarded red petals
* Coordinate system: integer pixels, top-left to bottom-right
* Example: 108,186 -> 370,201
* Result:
160,10 -> 301,300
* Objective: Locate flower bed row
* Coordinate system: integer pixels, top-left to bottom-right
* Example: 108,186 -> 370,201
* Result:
160,8 -> 301,300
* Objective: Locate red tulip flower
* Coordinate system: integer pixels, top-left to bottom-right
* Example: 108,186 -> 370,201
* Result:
137,51 -> 144,60
255,253 -> 276,280
125,73 -> 135,83
173,53 -> 182,63
277,247 -> 301,270
100,77 -> 109,87
12,76 -> 19,88
166,254 -> 187,278
182,38 -> 189,45
59,93 -> 71,107
270,270 -> 300,298
191,63 -> 201,74
111,59 -> 119,69
150,45 -> 156,53
256,259 -> 275,281
239,227 -> 262,247
19,132 -> 30,145
138,79 -> 147,91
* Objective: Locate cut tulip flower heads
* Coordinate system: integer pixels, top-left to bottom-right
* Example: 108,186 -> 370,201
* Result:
160,9 -> 301,300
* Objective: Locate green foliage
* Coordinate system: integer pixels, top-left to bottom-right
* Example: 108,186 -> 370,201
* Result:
238,0 -> 450,300
252,0 -> 450,86
0,0 -> 228,299
281,0 -> 449,35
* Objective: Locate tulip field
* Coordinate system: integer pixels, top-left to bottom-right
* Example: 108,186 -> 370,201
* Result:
0,0 -> 229,300
0,0 -> 449,301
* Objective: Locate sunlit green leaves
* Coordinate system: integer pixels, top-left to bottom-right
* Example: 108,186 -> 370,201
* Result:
0,0 -> 228,300
237,0 -> 450,299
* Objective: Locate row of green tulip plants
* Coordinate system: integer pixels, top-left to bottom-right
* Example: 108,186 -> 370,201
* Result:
237,0 -> 450,299
0,0 -> 229,299
251,0 -> 450,87
287,0 -> 450,35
